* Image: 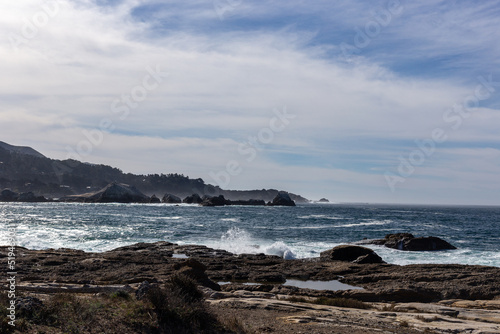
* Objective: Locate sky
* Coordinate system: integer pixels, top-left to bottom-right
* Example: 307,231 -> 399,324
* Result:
1,0 -> 499,205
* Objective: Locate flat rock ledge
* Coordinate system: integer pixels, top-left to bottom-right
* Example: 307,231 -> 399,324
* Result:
2,241 -> 499,303
3,242 -> 500,333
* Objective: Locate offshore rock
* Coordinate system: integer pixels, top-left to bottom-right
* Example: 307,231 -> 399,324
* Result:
267,191 -> 296,206
183,193 -> 202,204
367,233 -> 457,251
162,193 -> 182,204
62,183 -> 149,203
200,195 -> 228,206
149,194 -> 161,203
18,191 -> 47,202
0,189 -> 19,201
320,245 -> 384,264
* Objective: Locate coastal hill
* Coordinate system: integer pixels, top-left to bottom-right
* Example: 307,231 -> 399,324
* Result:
0,141 -> 308,202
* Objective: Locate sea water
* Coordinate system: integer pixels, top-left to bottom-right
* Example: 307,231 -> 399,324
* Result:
0,202 -> 499,267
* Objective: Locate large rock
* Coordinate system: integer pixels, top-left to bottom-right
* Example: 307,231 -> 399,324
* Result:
368,233 -> 456,251
0,189 -> 19,201
162,193 -> 182,204
149,194 -> 161,203
320,245 -> 384,264
183,193 -> 202,204
267,191 -> 296,206
200,195 -> 228,207
63,183 -> 149,203
18,192 -> 47,202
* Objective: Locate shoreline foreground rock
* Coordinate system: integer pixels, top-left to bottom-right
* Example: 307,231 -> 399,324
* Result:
2,241 -> 500,333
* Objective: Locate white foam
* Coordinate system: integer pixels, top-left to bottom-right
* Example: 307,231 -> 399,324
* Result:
265,242 -> 297,260
335,220 -> 392,228
212,227 -> 297,259
220,218 -> 241,223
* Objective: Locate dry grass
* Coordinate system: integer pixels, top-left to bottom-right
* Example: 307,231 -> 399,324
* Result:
1,275 -> 249,333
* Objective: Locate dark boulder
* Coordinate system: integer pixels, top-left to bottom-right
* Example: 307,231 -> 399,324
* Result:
318,198 -> 330,203
368,233 -> 456,251
200,195 -> 228,207
320,245 -> 384,264
0,189 -> 19,201
18,192 -> 47,202
183,193 -> 202,204
149,194 -> 161,203
162,193 -> 182,204
267,191 -> 296,206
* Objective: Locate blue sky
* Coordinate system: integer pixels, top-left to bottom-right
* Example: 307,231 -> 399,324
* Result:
1,0 -> 499,204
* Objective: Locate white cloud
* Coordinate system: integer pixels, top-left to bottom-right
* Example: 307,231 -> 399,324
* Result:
0,0 -> 499,204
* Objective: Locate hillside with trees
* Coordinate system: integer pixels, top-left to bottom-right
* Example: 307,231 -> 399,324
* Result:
0,141 -> 308,202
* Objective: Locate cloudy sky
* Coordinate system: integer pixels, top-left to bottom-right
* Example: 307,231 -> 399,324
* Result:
1,0 -> 499,205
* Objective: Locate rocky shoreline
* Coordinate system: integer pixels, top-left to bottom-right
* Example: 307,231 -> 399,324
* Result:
1,183 -> 297,206
2,242 -> 500,333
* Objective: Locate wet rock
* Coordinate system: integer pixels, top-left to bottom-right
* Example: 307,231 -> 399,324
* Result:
0,189 -> 19,201
267,191 -> 296,206
228,199 -> 266,206
368,233 -> 456,251
183,193 -> 202,204
62,183 -> 149,203
149,194 -> 161,203
320,245 -> 384,264
200,195 -> 228,206
162,193 -> 182,204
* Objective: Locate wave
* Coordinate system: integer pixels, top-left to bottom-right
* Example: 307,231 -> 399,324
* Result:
298,214 -> 344,220
335,220 -> 392,228
215,227 -> 297,259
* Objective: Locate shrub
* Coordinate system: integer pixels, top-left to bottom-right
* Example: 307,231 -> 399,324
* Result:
147,274 -> 220,333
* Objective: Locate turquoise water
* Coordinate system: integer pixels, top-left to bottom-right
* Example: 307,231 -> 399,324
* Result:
1,202 -> 499,267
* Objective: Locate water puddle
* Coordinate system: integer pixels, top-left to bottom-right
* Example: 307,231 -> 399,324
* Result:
284,279 -> 363,291
172,253 -> 189,259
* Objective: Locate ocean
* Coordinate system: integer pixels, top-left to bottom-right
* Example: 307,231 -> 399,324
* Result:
1,202 -> 499,267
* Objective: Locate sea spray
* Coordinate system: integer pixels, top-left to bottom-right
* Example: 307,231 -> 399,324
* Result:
265,241 -> 297,259
217,227 -> 297,259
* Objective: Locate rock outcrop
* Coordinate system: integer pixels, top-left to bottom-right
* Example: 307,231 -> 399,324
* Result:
62,183 -> 149,203
0,189 -> 19,201
267,191 -> 296,206
200,195 -> 228,207
162,194 -> 182,204
365,233 -> 457,251
0,189 -> 48,202
183,193 -> 203,204
320,245 -> 384,264
149,194 -> 161,203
